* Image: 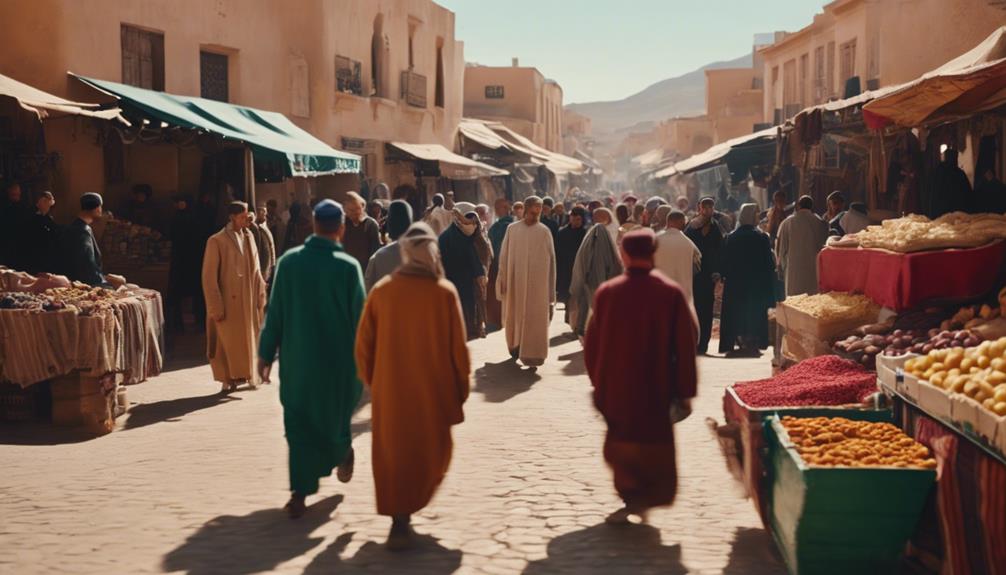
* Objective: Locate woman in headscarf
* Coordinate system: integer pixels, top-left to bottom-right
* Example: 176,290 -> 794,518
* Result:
718,203 -> 777,357
651,205 -> 673,233
355,223 -> 469,550
438,209 -> 486,340
568,208 -> 623,338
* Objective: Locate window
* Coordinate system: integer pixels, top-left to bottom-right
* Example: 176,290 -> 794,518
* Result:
121,25 -> 164,90
485,85 -> 504,99
434,39 -> 445,108
814,46 -> 825,104
200,51 -> 229,102
799,53 -> 809,109
827,41 -> 836,97
371,14 -> 388,98
782,59 -> 796,106
335,55 -> 363,96
840,38 -> 857,85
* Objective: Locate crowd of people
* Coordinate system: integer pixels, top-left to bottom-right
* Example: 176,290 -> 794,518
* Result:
1,178 -> 852,548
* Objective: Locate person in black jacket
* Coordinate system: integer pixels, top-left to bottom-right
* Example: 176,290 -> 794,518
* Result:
25,191 -> 59,273
167,195 -> 204,330
555,206 -> 587,317
540,196 -> 561,245
685,196 -> 723,355
62,193 -> 124,287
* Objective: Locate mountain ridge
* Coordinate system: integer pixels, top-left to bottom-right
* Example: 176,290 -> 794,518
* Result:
567,53 -> 753,136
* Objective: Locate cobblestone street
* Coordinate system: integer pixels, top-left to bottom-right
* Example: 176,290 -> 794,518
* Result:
0,316 -> 785,574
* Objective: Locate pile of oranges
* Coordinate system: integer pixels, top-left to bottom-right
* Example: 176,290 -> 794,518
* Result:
780,416 -> 937,469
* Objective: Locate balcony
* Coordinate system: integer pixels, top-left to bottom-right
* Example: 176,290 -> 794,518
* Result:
400,70 -> 427,108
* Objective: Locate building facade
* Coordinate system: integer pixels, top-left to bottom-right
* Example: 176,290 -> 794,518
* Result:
0,0 -> 465,220
463,62 -> 565,153
705,68 -> 764,145
760,0 -> 1006,125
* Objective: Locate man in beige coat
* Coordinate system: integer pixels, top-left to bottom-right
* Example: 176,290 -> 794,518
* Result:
202,201 -> 267,393
777,195 -> 829,297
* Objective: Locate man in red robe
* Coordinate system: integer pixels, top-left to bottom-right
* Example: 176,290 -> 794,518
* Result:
584,228 -> 698,524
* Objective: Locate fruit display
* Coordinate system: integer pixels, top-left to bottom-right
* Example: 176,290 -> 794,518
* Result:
852,212 -> 1006,252
783,292 -> 879,322
0,287 -> 121,316
904,337 -> 1006,416
780,416 -> 937,469
733,355 -> 877,407
99,218 -> 171,267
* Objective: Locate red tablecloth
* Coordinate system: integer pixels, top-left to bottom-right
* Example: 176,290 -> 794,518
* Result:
818,241 -> 1006,311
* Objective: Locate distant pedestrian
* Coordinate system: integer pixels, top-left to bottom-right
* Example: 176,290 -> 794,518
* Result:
355,222 -> 470,550
651,204 -> 672,233
423,193 -> 453,236
248,206 -> 276,285
685,197 -> 723,355
568,208 -> 622,337
496,196 -> 556,367
486,198 -> 514,332
258,200 -> 364,519
540,196 -> 560,244
167,194 -> 203,331
342,191 -> 382,271
364,200 -> 413,291
439,209 -> 486,340
777,195 -> 828,296
585,229 -> 697,524
555,206 -> 588,315
202,201 -> 267,393
512,201 -> 525,220
0,182 -> 30,269
654,209 -> 701,310
719,204 -> 776,357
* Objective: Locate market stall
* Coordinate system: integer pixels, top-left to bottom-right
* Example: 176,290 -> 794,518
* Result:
0,268 -> 163,433
719,30 -> 1006,570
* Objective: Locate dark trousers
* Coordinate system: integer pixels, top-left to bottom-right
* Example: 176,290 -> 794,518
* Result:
693,275 -> 715,353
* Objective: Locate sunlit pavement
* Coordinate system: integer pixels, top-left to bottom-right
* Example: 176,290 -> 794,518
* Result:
0,315 -> 785,574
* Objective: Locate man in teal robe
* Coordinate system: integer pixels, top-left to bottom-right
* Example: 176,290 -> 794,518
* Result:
258,199 -> 365,518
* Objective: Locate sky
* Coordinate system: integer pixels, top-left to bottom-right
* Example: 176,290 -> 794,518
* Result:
437,0 -> 826,104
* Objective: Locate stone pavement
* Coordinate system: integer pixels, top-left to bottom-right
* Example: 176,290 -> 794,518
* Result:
0,316 -> 785,575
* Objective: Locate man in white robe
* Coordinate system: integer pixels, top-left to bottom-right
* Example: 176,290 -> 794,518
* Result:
496,196 -> 556,368
654,209 -> 701,309
777,195 -> 829,296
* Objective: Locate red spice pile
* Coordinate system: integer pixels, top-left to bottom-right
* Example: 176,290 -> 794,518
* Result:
733,355 -> 877,407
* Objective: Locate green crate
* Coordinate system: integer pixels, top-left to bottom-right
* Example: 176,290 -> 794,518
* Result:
765,415 -> 936,575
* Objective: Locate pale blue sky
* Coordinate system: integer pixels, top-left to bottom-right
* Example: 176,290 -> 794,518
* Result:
438,0 -> 825,104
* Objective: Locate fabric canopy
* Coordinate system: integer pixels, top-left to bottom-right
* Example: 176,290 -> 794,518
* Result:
632,148 -> 665,167
670,127 -> 777,175
460,118 -> 587,176
74,75 -> 360,177
862,26 -> 1006,129
0,72 -> 123,121
388,141 -> 508,180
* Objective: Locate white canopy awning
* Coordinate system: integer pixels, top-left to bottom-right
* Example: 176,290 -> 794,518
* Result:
632,147 -> 665,167
388,141 -> 508,180
669,127 -> 777,175
863,26 -> 1006,128
458,119 -> 511,151
0,72 -> 123,121
485,122 -> 587,175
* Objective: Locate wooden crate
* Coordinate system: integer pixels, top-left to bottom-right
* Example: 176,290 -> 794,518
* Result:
765,415 -> 936,574
49,372 -> 117,434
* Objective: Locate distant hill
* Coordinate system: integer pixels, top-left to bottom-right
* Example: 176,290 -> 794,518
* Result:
567,53 -> 753,136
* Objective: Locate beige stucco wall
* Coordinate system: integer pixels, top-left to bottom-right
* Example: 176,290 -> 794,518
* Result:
705,68 -> 763,144
659,117 -> 714,158
463,65 -> 564,152
0,0 -> 465,218
761,0 -> 1005,125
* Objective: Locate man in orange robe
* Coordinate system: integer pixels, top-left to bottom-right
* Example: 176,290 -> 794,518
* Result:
584,228 -> 698,523
355,223 -> 470,549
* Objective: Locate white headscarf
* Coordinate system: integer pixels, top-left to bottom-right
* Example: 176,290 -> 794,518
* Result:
737,203 -> 760,229
397,223 -> 445,279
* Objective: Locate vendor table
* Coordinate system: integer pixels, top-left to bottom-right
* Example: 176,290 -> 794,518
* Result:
881,384 -> 1006,575
817,241 -> 1006,312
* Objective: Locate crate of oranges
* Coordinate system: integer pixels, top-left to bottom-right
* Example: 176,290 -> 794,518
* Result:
765,415 -> 936,575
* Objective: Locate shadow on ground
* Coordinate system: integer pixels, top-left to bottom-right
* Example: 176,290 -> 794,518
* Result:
122,393 -> 242,430
161,494 -> 343,575
558,350 -> 586,376
549,332 -> 578,347
303,530 -> 462,575
473,359 -> 542,403
523,522 -> 687,574
0,422 -> 103,445
722,526 -> 785,574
